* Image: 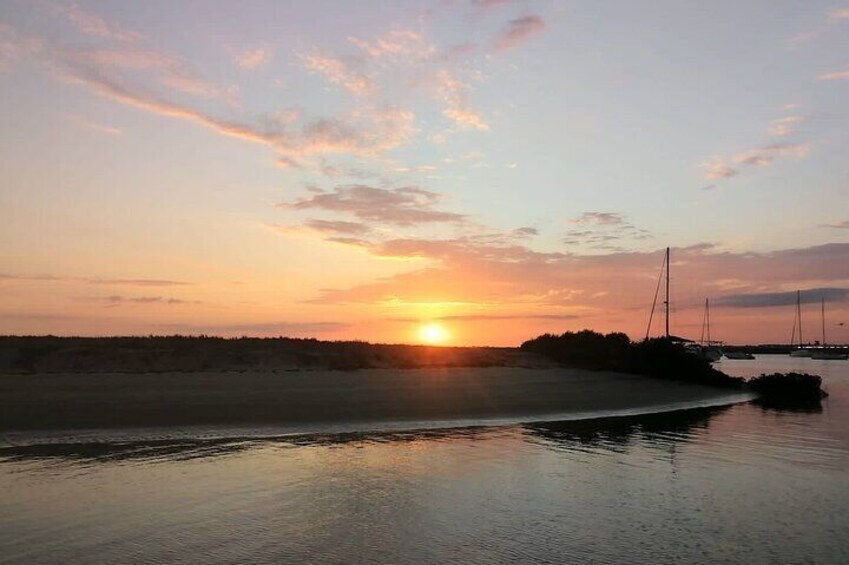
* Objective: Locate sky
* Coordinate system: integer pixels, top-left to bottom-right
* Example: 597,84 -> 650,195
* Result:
1,0 -> 848,346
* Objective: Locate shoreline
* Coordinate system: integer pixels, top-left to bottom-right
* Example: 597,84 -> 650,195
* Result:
1,366 -> 751,438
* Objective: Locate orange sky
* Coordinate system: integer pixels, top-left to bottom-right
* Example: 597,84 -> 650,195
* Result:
1,1 -> 848,346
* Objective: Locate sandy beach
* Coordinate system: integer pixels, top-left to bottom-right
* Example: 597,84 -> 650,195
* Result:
0,367 -> 748,432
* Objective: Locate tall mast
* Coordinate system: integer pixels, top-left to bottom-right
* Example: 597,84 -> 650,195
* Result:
664,247 -> 670,338
822,297 -> 826,346
797,290 -> 802,346
706,298 -> 711,344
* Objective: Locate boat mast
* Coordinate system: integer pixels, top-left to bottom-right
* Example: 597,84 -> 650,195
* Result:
664,247 -> 670,339
822,297 -> 826,346
797,290 -> 802,346
706,298 -> 711,344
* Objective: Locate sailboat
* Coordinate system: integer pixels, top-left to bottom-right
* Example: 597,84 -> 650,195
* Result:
789,290 -> 812,357
696,298 -> 722,361
811,297 -> 848,360
644,248 -> 723,362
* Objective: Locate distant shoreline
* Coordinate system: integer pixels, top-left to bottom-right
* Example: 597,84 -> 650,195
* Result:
0,335 -> 553,374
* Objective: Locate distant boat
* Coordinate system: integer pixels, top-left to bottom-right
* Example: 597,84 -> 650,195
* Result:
724,351 -> 755,360
811,297 -> 848,360
788,290 -> 812,357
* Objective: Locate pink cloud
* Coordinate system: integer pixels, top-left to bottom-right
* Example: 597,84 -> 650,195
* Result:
234,46 -> 272,70
434,69 -> 489,130
818,69 -> 849,80
50,2 -> 141,42
281,185 -> 466,226
349,30 -> 436,60
768,115 -> 806,137
0,23 -> 43,70
493,15 -> 546,52
828,8 -> 849,21
306,239 -> 849,342
301,52 -> 376,96
702,143 -> 809,181
59,46 -> 239,106
65,114 -> 122,135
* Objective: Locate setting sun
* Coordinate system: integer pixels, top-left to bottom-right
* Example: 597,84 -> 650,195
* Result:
419,323 -> 450,345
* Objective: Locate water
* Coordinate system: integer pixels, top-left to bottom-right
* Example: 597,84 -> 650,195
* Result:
1,355 -> 847,564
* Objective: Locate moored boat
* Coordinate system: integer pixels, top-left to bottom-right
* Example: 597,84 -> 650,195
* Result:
810,349 -> 849,360
724,351 -> 755,360
810,298 -> 848,360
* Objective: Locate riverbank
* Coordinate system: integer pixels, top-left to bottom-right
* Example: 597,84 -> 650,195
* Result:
0,367 -> 752,433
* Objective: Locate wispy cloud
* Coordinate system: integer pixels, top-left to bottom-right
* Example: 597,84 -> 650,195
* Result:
435,69 -> 489,130
301,52 -> 376,96
304,219 -> 372,235
820,220 -> 849,229
86,278 -> 191,287
493,15 -> 545,52
570,212 -> 626,226
281,185 -> 466,226
65,113 -> 123,135
702,142 -> 809,181
563,212 -> 651,251
391,313 -> 579,322
828,8 -> 849,21
96,295 -> 197,307
49,2 -> 142,42
768,115 -> 806,137
59,46 -> 238,105
472,0 -> 515,11
0,23 -> 43,70
715,288 -> 849,308
818,69 -> 849,80
233,46 -> 272,70
1,273 -> 191,286
349,30 -> 435,60
159,321 -> 349,336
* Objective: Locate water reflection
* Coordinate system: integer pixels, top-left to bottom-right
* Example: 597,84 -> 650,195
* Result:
0,406 -> 734,467
525,404 -> 729,450
750,396 -> 825,413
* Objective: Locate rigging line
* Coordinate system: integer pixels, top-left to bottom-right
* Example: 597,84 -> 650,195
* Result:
790,313 -> 797,347
645,251 -> 666,341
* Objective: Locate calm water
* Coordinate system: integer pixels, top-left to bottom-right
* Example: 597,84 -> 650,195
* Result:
1,355 -> 847,564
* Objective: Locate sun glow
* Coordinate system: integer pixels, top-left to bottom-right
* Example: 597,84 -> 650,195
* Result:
419,323 -> 450,345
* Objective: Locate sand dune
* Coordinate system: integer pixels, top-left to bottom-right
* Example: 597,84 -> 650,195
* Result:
0,367 -> 748,432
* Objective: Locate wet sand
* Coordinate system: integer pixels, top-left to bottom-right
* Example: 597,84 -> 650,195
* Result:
0,367 -> 747,432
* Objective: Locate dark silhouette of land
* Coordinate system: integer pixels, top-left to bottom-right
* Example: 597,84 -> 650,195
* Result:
0,335 -> 548,373
0,333 -> 820,433
521,331 -> 743,388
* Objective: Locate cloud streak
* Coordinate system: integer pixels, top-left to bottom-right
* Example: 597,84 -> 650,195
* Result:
493,15 -> 545,52
818,69 -> 849,80
234,46 -> 272,69
281,185 -> 466,226
715,288 -> 849,308
49,2 -> 142,42
702,142 -> 809,181
301,52 -> 376,96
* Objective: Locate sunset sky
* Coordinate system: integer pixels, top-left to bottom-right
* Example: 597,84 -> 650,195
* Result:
1,0 -> 848,345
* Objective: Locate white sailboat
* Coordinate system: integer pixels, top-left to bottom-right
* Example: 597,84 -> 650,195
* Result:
789,290 -> 812,357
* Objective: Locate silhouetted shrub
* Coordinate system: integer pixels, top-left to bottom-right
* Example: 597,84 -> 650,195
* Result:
522,331 -> 744,389
749,372 -> 827,408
